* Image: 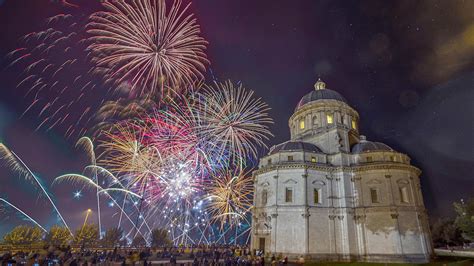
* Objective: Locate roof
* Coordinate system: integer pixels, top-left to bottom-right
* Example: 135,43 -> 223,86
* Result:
295,79 -> 348,111
269,141 -> 322,155
351,136 -> 394,153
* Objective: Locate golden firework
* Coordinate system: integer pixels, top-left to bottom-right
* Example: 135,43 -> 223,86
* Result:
98,123 -> 161,193
204,170 -> 253,228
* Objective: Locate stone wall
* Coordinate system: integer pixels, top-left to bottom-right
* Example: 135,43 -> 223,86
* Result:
251,163 -> 432,263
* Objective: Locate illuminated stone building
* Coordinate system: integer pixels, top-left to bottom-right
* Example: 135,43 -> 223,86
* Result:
250,79 -> 432,263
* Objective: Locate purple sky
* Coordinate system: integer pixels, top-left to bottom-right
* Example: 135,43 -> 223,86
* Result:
0,0 -> 473,237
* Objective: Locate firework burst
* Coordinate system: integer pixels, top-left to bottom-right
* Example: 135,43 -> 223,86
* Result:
2,0 -> 277,247
203,169 -> 253,228
9,0 -> 209,139
99,122 -> 161,194
93,97 -> 158,134
87,0 -> 209,99
198,80 -> 274,163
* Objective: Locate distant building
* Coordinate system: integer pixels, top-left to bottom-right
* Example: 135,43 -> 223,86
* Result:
250,79 -> 432,263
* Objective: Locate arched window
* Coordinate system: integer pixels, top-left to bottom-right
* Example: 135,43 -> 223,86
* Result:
285,188 -> 293,203
351,119 -> 357,130
370,188 -> 379,203
299,119 -> 305,129
313,116 -> 320,127
326,114 -> 334,124
262,190 -> 268,205
399,187 -> 409,203
313,188 -> 322,204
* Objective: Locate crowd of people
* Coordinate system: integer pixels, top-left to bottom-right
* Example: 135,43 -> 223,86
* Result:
0,245 -> 294,265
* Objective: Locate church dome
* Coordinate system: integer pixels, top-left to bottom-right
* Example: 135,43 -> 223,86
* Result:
351,135 -> 394,153
295,79 -> 348,111
269,141 -> 322,155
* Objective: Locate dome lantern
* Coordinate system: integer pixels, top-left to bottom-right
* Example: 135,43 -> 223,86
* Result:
314,78 -> 326,90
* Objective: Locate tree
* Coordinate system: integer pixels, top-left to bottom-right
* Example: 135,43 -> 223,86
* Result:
131,235 -> 146,248
3,225 -> 43,245
151,228 -> 172,247
45,225 -> 72,246
102,227 -> 123,248
454,198 -> 474,241
431,218 -> 463,247
74,224 -> 99,247
119,238 -> 128,247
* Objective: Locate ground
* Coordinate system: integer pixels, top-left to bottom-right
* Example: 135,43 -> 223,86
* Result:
304,257 -> 474,266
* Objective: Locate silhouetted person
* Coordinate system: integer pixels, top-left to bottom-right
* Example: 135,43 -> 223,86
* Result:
170,255 -> 177,265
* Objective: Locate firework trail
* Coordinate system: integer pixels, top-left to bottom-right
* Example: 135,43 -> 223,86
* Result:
0,198 -> 48,232
75,136 -> 102,236
53,172 -> 152,240
0,144 -> 72,236
7,13 -> 114,139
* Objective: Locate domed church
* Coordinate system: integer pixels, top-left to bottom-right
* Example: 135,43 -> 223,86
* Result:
250,79 -> 432,263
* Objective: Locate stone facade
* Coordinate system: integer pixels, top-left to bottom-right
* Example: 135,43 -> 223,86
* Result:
250,79 -> 432,263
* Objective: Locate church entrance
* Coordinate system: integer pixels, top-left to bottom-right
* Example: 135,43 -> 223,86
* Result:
259,238 -> 266,252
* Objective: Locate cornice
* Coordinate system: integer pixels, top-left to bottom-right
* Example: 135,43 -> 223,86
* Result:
253,161 -> 421,176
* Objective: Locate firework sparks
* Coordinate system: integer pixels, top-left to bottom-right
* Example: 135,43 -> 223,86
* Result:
203,169 -> 253,228
90,82 -> 272,242
1,78 -> 272,244
93,97 -> 158,134
73,190 -> 83,199
198,80 -> 274,163
9,14 -> 115,139
3,0 -> 275,246
87,0 -> 209,98
10,0 -> 209,139
99,122 -> 161,193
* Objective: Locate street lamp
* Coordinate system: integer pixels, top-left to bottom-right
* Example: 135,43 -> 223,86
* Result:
79,209 -> 93,249
81,209 -> 92,233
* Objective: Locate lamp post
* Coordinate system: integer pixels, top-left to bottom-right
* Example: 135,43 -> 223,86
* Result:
81,209 -> 92,235
79,209 -> 92,249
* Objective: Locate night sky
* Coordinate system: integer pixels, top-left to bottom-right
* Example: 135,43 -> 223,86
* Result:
0,0 -> 473,237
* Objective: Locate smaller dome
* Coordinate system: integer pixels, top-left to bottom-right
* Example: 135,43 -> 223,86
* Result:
269,141 -> 322,155
351,135 -> 394,153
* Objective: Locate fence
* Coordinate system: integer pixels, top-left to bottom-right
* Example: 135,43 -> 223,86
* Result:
0,244 -> 247,255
